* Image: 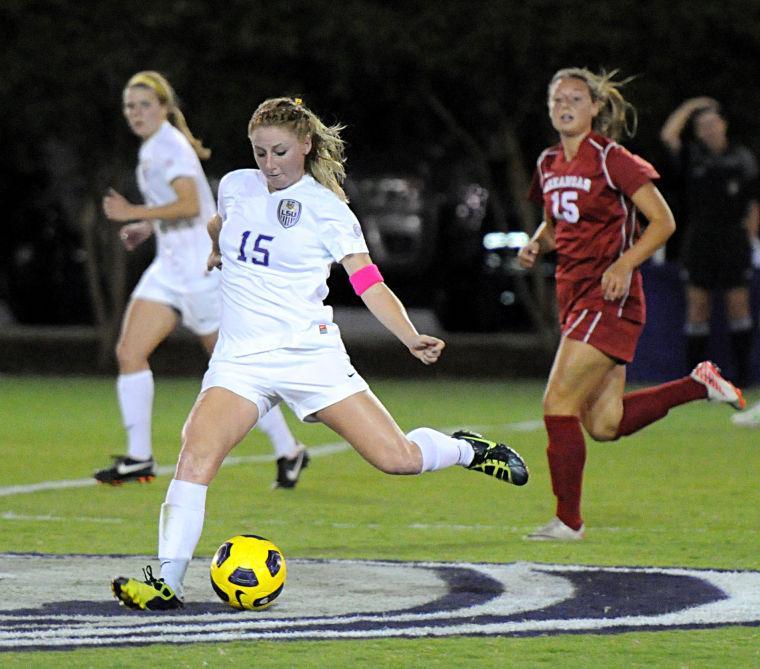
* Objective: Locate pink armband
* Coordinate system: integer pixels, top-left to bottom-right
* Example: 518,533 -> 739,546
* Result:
349,264 -> 384,296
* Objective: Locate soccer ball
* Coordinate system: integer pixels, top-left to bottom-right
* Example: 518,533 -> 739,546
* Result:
209,534 -> 286,610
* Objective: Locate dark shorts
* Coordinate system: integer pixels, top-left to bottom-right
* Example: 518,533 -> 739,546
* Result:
562,308 -> 643,364
683,238 -> 752,289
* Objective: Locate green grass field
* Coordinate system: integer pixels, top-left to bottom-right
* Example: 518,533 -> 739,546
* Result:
0,375 -> 758,667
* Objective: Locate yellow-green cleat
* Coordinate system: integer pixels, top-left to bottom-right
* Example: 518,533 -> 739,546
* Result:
454,430 -> 529,486
111,565 -> 183,611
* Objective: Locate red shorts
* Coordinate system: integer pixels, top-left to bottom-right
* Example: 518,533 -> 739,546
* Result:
562,308 -> 643,364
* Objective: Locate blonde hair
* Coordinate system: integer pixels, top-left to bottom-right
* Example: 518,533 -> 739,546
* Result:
248,97 -> 348,202
549,67 -> 638,141
125,71 -> 211,160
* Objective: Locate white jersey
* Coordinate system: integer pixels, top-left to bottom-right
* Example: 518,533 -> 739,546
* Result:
137,120 -> 217,291
215,169 -> 368,356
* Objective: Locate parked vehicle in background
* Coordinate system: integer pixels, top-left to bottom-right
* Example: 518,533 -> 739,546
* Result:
329,174 -> 551,333
350,176 -> 437,276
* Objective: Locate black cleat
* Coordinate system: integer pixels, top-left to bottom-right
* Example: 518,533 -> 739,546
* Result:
272,448 -> 310,489
112,565 -> 183,611
94,455 -> 157,485
453,430 -> 529,486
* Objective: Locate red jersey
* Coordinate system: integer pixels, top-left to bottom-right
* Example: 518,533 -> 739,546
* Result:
528,131 -> 659,325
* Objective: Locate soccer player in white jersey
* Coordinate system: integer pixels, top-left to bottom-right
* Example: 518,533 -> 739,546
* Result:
96,72 -> 308,490
111,97 -> 529,610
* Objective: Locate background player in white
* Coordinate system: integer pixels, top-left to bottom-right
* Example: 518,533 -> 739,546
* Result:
97,71 -> 308,489
111,96 -> 528,610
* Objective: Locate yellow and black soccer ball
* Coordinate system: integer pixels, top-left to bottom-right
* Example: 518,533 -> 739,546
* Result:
209,534 -> 286,610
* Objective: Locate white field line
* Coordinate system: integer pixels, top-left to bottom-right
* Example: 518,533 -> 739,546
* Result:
0,420 -> 543,499
0,511 -> 124,524
0,442 -> 348,499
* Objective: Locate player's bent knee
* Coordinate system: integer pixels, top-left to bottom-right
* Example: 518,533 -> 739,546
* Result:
542,389 -> 582,416
115,342 -> 148,372
176,444 -> 223,484
178,426 -> 229,482
585,421 -> 619,442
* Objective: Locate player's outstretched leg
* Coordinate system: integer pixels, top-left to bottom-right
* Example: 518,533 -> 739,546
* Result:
453,430 -> 529,486
272,446 -> 310,489
112,565 -> 183,611
94,455 -> 157,485
691,361 -> 745,410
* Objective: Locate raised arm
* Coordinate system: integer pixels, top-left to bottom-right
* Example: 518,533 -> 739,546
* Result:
660,97 -> 718,154
340,253 -> 444,365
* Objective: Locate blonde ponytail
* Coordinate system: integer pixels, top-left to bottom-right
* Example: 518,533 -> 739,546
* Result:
125,71 -> 211,159
549,67 -> 638,142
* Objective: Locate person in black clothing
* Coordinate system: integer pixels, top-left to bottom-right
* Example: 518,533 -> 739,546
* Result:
660,97 -> 759,387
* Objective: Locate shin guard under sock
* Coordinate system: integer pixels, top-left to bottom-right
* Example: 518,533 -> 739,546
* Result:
544,415 -> 586,531
615,376 -> 707,438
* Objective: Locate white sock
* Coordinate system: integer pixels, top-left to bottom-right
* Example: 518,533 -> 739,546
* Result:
158,479 -> 207,598
117,370 -> 154,461
256,405 -> 299,458
728,317 -> 752,332
407,427 -> 474,472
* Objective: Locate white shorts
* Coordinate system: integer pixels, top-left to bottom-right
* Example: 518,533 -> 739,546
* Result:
132,262 -> 220,336
201,334 -> 369,422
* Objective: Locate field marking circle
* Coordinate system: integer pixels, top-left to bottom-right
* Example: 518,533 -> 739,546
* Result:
0,553 -> 758,649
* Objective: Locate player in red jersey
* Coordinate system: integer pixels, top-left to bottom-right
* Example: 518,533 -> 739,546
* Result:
518,68 -> 746,541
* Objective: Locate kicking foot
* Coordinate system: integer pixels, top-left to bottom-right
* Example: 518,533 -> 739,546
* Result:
454,430 -> 529,486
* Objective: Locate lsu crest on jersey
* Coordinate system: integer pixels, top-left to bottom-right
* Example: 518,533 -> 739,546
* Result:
213,170 -> 369,357
277,199 -> 302,228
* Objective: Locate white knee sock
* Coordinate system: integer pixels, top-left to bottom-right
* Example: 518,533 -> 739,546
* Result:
407,427 -> 474,472
256,405 -> 299,458
158,479 -> 207,598
117,370 -> 154,461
